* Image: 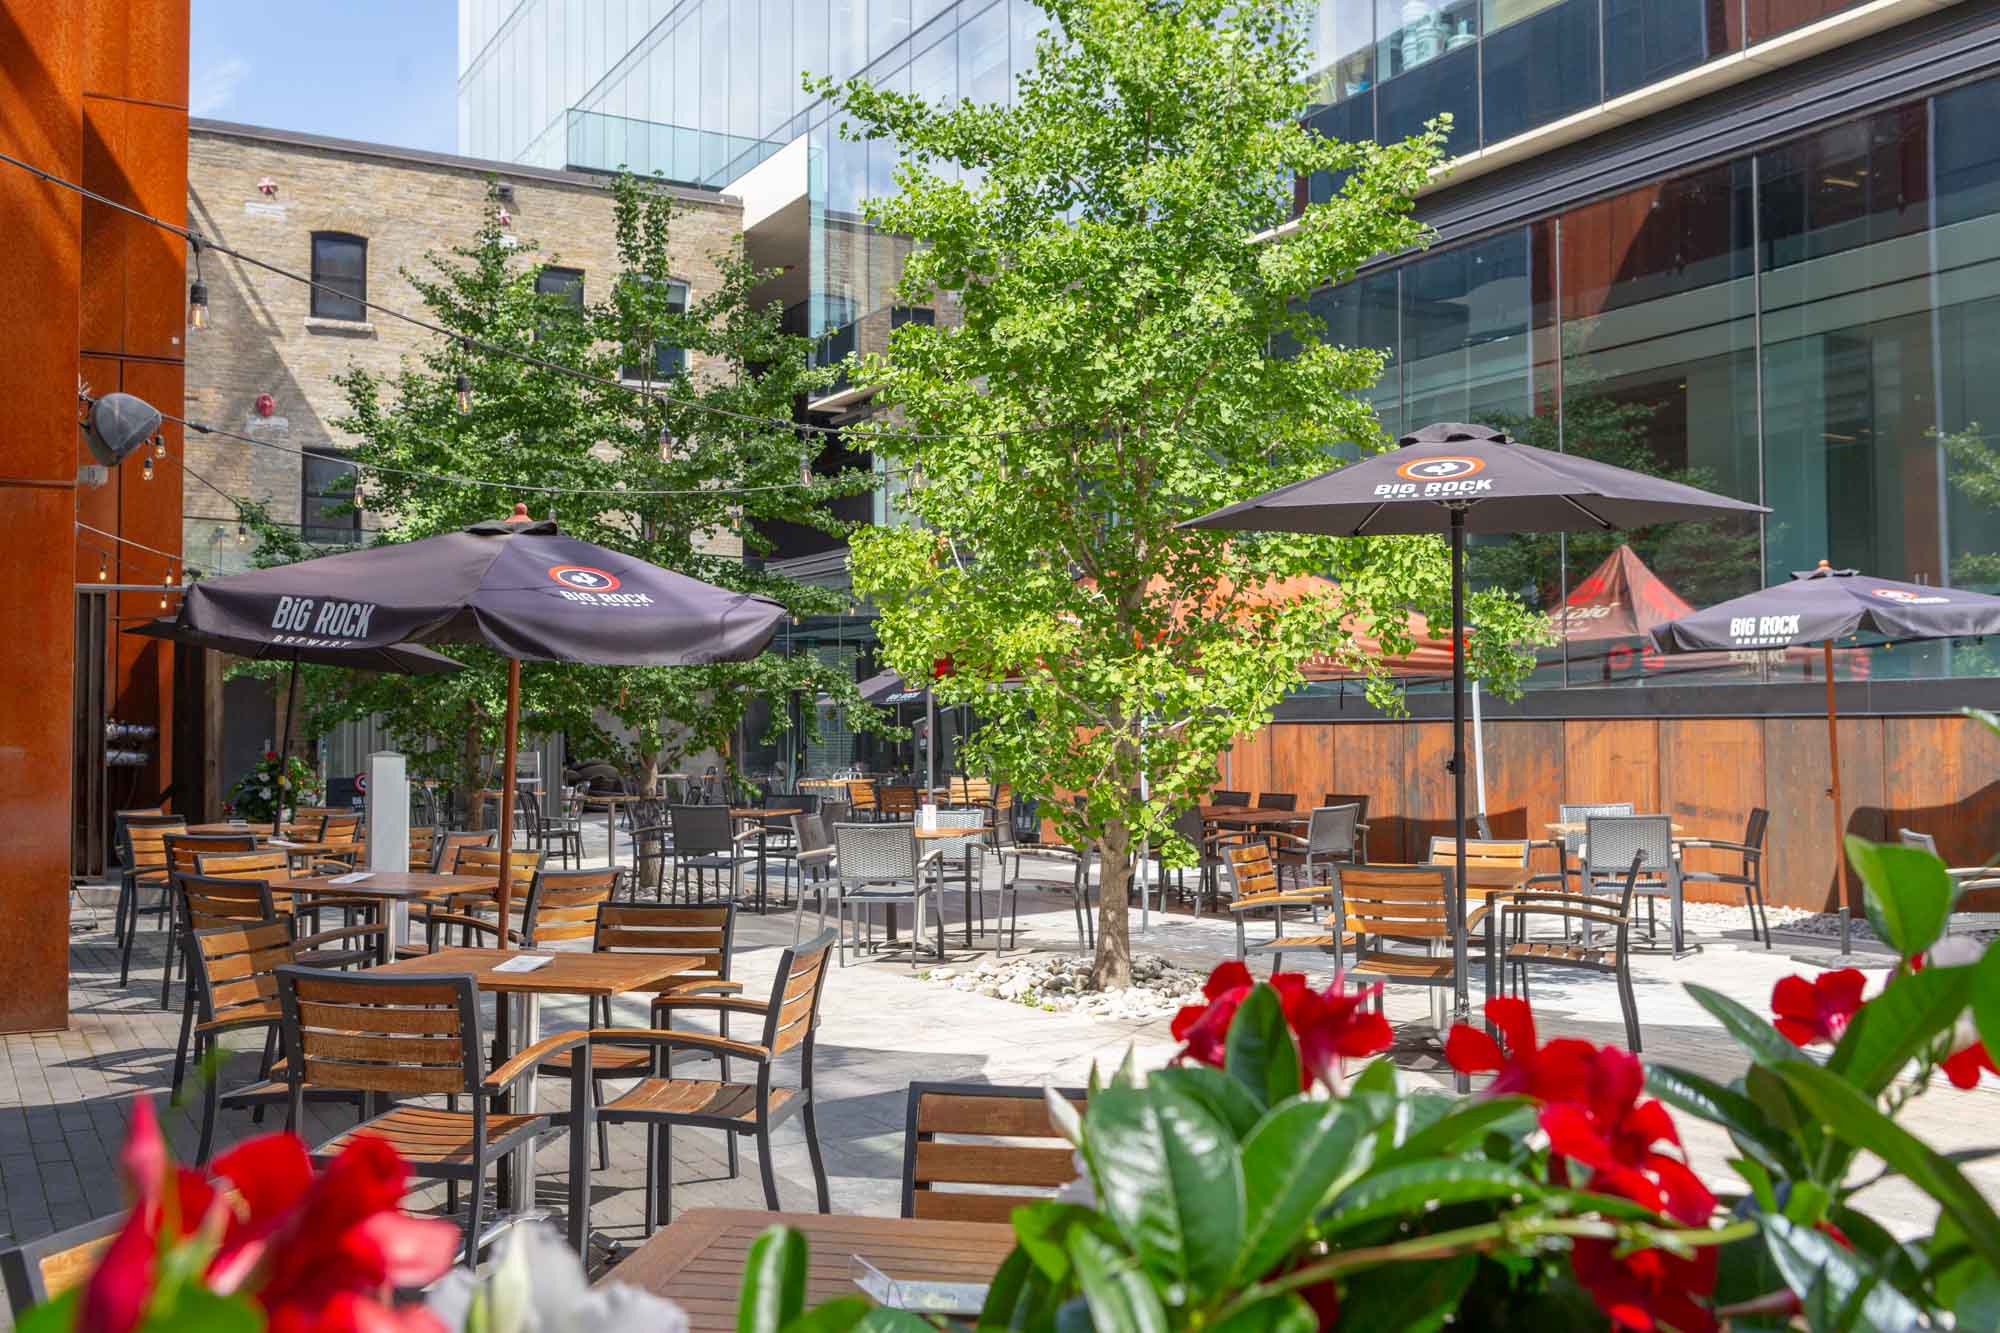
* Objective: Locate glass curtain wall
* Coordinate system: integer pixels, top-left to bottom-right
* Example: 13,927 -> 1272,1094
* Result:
1303,71 -> 2000,688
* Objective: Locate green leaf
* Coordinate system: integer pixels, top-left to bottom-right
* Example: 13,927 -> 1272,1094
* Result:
137,1286 -> 263,1333
1686,983 -> 1802,1069
1974,944 -> 2000,1076
779,1297 -> 873,1332
1224,985 -> 1301,1110
1644,1065 -> 1803,1177
1334,1252 -> 1477,1333
739,1225 -> 809,1333
1847,836 -> 1957,959
1773,1062 -> 2000,1272
851,1311 -> 940,1332
1066,1228 -> 1170,1333
1206,1294 -> 1319,1333
1322,1158 -> 1539,1235
981,1246 -> 1070,1330
1080,1082 -> 1246,1292
1828,962 -> 1976,1096
1763,1213 -> 1925,1333
1235,1101 -> 1366,1283
1348,1057 -> 1398,1100
1147,1064 -> 1266,1140
1955,1275 -> 2000,1329
16,1289 -> 79,1333
1376,1095 -> 1536,1168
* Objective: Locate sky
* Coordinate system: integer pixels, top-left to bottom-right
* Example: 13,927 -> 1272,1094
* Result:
190,1 -> 459,153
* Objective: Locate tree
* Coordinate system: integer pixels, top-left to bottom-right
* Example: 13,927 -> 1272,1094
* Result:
239,176 -> 883,809
819,0 -> 1544,987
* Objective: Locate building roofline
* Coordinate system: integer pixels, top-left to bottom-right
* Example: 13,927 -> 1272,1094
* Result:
188,117 -> 739,207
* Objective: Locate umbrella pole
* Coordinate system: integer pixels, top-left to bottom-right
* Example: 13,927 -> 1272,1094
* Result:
274,654 -> 299,837
926,690 -> 936,797
1825,639 -> 1849,955
1449,506 -> 1469,1029
496,658 -> 522,947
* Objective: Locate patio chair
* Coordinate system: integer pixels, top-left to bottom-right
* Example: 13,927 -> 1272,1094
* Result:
406,824 -> 439,872
582,928 -> 839,1233
845,780 -> 879,821
1211,789 -> 1251,807
1272,804 -> 1365,893
993,815 -> 1091,950
422,846 -> 542,948
275,966 -> 592,1262
817,798 -> 852,834
629,822 -> 672,901
421,854 -> 569,951
877,784 -> 921,822
1583,815 -> 1688,956
435,829 -> 496,873
1322,794 -> 1372,826
1898,828 -> 2000,933
540,902 -> 740,1171
1229,840 -> 1350,973
828,823 -> 943,966
534,788 -> 586,867
1679,809 -> 1771,946
928,807 -> 998,950
901,1083 -> 1089,1222
144,831 -> 255,998
1331,863 -> 1472,1091
116,815 -> 184,990
665,804 -> 759,905
1255,792 -> 1298,811
2,1212 -> 123,1315
789,811 -> 840,941
1497,852 -> 1645,1052
1556,802 -> 1634,880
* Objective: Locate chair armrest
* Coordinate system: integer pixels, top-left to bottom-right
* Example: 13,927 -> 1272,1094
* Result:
1500,897 -> 1632,930
1264,831 -> 1309,849
731,827 -> 768,844
1009,844 -> 1083,864
423,912 -> 522,945
294,923 -> 387,951
650,994 -> 771,1019
585,1027 -> 771,1064
796,846 -> 836,865
1229,890 -> 1331,913
1676,838 -> 1755,855
194,1009 -> 281,1038
484,1031 -> 591,1093
662,978 -> 743,997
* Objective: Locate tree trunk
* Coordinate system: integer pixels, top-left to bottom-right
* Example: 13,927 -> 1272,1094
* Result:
1091,816 -> 1134,990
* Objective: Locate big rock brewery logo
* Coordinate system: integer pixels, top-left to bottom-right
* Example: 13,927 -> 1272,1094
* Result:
269,595 -> 378,645
546,564 -> 655,607
1376,455 -> 1492,498
1870,587 -> 1949,605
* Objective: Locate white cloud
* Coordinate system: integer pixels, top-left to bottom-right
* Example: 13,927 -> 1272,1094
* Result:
190,56 -> 249,118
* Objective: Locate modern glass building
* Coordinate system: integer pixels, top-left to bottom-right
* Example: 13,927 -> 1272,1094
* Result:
461,0 -> 2000,724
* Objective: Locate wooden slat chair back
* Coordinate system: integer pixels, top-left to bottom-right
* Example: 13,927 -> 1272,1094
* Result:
116,816 -> 194,990
901,1083 -> 1088,1222
526,868 -> 621,946
877,784 -> 920,820
1228,837 -> 1351,971
316,812 -> 363,846
1426,836 -> 1531,869
453,846 -> 541,893
422,847 -> 545,948
166,833 -> 259,877
194,850 -> 297,916
1337,865 -> 1459,942
764,931 -> 834,1057
278,969 -> 480,1099
182,920 -> 298,1161
845,780 -> 879,818
946,777 -> 991,806
436,830 -> 496,874
594,903 -> 737,992
1220,840 -> 1279,903
123,818 -> 185,881
2,1213 -> 124,1314
179,873 -> 280,934
407,824 -> 438,872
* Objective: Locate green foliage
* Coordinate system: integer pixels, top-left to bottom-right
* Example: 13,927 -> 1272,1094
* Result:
819,0 -> 1544,985
237,175 -> 889,802
224,751 -> 322,823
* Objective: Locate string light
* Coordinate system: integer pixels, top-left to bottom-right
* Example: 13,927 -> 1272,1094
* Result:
97,553 -> 109,581
141,453 -> 154,481
161,567 -> 174,609
152,433 -> 166,459
187,235 -> 208,331
236,522 -> 248,545
657,422 -> 676,462
454,340 -> 473,414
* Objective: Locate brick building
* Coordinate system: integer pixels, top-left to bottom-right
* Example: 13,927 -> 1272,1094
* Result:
181,118 -> 744,577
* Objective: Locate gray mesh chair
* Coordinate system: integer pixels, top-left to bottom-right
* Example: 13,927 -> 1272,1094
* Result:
997,818 -> 1095,951
789,811 -> 839,940
1557,802 -> 1634,879
1272,804 -> 1363,893
666,804 -> 759,905
1898,828 -> 2000,933
1154,806 -> 1229,914
829,823 -> 943,966
1500,852 -> 1646,1051
928,808 -> 997,950
1583,815 -> 1688,956
1211,789 -> 1251,807
1679,809 -> 1770,946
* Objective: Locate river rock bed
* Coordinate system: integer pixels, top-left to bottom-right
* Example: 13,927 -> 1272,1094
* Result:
925,953 -> 1208,1019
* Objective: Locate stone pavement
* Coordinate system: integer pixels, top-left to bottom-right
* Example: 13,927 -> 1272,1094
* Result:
6,836 -> 1998,1323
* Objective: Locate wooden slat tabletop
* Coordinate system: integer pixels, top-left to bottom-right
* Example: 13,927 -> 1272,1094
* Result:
368,946 -> 700,996
1200,805 -> 1309,826
604,1209 -> 1016,1329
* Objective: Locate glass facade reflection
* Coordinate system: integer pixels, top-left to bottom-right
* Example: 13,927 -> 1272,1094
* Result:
1307,72 -> 2000,686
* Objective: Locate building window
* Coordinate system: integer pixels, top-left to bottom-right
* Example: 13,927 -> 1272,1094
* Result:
301,448 -> 359,543
891,305 -> 935,329
309,233 -> 367,321
535,266 -> 586,306
620,277 -> 689,381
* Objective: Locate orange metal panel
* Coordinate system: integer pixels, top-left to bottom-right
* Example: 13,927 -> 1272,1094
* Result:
1662,719 -> 1765,904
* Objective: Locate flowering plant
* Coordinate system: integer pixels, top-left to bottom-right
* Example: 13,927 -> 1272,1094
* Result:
225,753 -> 322,824
21,1099 -> 457,1333
742,831 -> 1999,1331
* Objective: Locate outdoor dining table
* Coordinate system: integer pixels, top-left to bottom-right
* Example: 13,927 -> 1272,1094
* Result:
1201,804 -> 1310,828
605,1207 -> 1017,1329
368,945 -> 703,1239
1544,820 -> 1686,838
592,792 -> 646,869
273,870 -> 498,964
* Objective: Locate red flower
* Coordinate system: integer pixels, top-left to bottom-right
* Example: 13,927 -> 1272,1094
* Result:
1171,963 -> 1391,1091
1944,1041 -> 1997,1090
1770,969 -> 1866,1047
265,750 -> 280,761
1571,1230 -> 1718,1333
1445,996 -> 1602,1105
1543,1097 -> 1715,1227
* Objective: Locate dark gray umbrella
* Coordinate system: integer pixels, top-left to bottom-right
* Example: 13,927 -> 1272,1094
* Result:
859,670 -> 939,792
1653,563 -> 2000,953
176,506 -> 788,927
1185,423 -> 1766,999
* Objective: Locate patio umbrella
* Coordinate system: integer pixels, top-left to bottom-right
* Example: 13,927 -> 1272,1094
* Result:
174,505 -> 787,930
1652,562 -> 2000,954
1184,421 -> 1766,1012
858,668 -> 940,795
126,618 -> 463,833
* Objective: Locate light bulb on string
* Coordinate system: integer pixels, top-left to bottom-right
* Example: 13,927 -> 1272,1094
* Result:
152,433 -> 166,459
455,370 -> 473,415
161,568 -> 173,610
187,235 -> 208,331
657,422 -> 676,462
141,453 -> 154,481
236,522 -> 248,545
97,553 -> 108,582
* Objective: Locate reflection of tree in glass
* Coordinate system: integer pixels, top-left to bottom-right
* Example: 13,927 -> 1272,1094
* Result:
1936,423 -> 2000,588
1478,389 -> 1762,611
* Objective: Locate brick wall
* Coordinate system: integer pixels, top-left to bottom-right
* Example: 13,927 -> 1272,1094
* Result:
182,123 -> 746,575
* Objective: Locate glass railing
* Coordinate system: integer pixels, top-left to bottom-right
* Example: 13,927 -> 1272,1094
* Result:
564,110 -> 784,190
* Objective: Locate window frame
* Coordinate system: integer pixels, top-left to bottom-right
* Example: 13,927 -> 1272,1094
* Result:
300,446 -> 361,543
308,232 -> 369,322
535,265 -> 587,307
619,275 -> 692,383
